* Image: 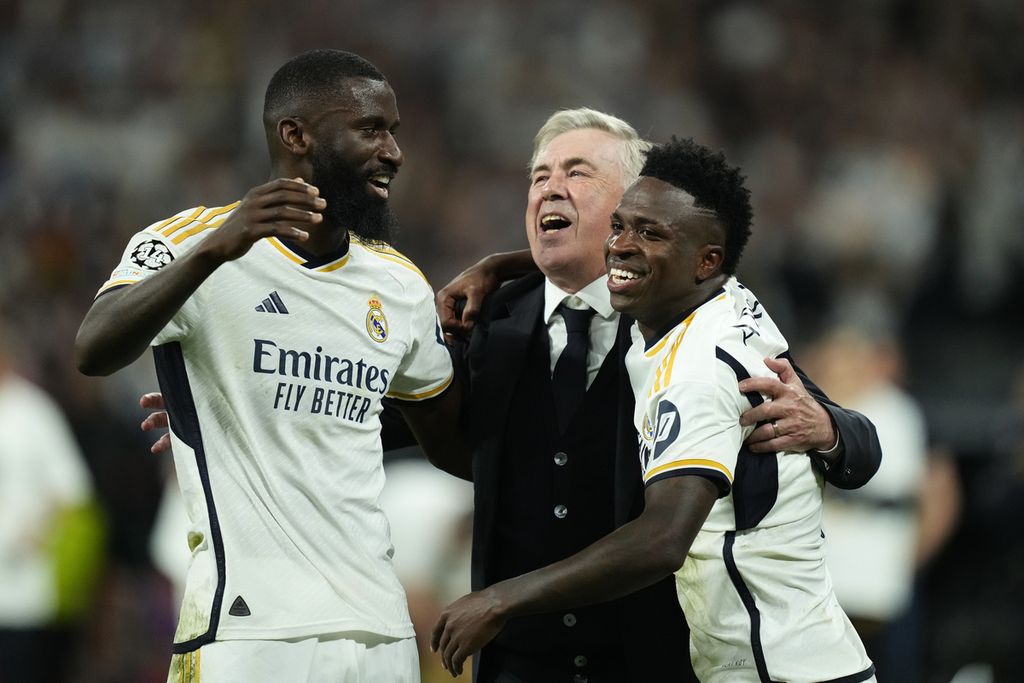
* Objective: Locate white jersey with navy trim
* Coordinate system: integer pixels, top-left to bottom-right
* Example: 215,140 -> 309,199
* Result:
625,277 -> 872,683
101,204 -> 453,650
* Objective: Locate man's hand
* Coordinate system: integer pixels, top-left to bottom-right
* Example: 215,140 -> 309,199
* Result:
430,588 -> 507,677
435,259 -> 501,341
739,357 -> 837,453
435,250 -> 537,341
76,178 -> 324,377
140,392 -> 171,455
196,178 -> 322,263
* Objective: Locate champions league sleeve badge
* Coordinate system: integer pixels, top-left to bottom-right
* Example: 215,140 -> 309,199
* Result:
366,296 -> 388,343
130,239 -> 174,270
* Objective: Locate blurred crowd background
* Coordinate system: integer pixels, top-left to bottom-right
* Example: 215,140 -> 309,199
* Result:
1,0 -> 1022,681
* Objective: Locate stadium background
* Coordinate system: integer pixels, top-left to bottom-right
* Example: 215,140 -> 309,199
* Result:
1,1 -> 1022,681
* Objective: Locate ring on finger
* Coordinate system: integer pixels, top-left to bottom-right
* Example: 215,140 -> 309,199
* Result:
771,421 -> 780,439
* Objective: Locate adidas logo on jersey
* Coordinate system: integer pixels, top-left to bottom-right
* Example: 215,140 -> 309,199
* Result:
255,291 -> 289,314
228,595 -> 251,617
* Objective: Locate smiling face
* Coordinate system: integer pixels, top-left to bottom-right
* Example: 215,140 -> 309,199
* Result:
306,77 -> 403,240
606,177 -> 726,340
525,128 -> 629,292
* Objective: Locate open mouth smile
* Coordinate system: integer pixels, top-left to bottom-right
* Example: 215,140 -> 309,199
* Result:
607,265 -> 646,293
368,173 -> 394,200
540,213 -> 572,231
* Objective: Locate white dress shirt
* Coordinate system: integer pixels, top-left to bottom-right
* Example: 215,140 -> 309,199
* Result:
543,276 -> 620,389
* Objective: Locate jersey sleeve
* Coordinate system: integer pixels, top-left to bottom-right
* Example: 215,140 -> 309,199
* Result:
96,206 -> 215,343
641,369 -> 749,496
385,280 -> 454,402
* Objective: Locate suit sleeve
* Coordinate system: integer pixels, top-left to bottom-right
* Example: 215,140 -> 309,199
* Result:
784,352 -> 882,490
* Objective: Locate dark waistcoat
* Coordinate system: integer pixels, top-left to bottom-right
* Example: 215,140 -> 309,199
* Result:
489,320 -> 624,661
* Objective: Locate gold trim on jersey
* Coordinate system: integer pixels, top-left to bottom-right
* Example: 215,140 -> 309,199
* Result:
369,251 -> 427,280
97,278 -> 137,293
317,255 -> 350,272
159,201 -> 239,244
173,649 -> 201,683
266,236 -> 305,264
149,211 -> 192,235
353,238 -> 428,282
172,215 -> 231,245
644,332 -> 674,358
643,293 -> 726,359
265,237 -> 351,272
644,458 -> 733,483
155,207 -> 206,238
387,372 -> 453,401
647,310 -> 697,397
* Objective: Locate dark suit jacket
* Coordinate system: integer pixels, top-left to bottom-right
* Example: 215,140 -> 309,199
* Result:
383,272 -> 882,680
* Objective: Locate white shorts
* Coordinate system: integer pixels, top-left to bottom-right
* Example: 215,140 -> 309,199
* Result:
167,632 -> 419,683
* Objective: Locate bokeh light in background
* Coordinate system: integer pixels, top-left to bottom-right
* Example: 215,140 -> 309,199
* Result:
1,1 -> 1022,681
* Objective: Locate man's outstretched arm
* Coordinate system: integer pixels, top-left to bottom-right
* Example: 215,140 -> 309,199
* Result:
75,178 -> 321,376
430,474 -> 718,675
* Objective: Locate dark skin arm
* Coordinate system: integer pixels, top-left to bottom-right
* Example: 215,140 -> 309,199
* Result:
394,378 -> 473,481
435,249 -> 536,339
75,178 -> 323,376
430,474 -> 718,676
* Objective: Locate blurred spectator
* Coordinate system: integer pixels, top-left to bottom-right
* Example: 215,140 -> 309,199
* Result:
0,324 -> 104,682
148,468 -> 189,608
808,324 -> 960,681
379,457 -> 474,683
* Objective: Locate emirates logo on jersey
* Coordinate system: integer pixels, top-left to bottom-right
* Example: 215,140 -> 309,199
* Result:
366,295 -> 388,343
130,239 -> 174,270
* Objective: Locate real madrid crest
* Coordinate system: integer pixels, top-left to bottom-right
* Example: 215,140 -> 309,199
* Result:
366,296 -> 388,343
642,413 -> 654,441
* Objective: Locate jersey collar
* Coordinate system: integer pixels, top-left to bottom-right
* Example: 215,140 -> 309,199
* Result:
267,232 -> 350,272
643,286 -> 726,352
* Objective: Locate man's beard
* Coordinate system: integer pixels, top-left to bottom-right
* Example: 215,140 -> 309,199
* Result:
310,150 -> 398,244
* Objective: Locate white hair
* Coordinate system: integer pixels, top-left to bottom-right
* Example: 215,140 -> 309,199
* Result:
529,107 -> 650,186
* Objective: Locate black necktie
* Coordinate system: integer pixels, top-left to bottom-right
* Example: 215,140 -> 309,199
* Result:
552,303 -> 596,432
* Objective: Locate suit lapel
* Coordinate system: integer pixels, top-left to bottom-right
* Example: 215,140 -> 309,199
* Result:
471,283 -> 544,583
477,284 -> 544,424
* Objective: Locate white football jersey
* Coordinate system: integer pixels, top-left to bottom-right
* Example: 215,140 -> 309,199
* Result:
626,277 -> 873,683
100,204 -> 453,652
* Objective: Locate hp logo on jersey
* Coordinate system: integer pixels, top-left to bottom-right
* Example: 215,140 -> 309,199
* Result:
366,295 -> 388,343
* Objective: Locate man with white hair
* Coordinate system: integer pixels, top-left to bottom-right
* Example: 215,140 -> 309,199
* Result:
432,109 -> 881,682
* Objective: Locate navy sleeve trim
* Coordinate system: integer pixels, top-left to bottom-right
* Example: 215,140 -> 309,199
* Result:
646,468 -> 731,498
821,665 -> 877,683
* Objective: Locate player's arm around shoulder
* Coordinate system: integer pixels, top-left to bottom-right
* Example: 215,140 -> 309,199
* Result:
75,178 -> 323,376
